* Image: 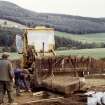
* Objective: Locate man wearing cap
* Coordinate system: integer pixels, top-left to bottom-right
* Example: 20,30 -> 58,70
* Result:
0,53 -> 15,105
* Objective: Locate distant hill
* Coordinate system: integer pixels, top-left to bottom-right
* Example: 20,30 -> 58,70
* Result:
0,1 -> 105,34
0,19 -> 27,28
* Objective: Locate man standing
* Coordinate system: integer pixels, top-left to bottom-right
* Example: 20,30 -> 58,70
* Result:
0,53 -> 16,105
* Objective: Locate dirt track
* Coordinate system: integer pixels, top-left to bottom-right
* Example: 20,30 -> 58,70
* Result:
3,78 -> 104,105
15,92 -> 86,105
86,78 -> 105,91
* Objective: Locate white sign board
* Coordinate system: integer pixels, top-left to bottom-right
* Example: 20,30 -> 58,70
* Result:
27,29 -> 55,52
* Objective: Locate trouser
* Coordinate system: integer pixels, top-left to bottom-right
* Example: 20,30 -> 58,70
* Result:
15,79 -> 20,95
20,77 -> 30,91
0,81 -> 14,104
22,79 -> 30,91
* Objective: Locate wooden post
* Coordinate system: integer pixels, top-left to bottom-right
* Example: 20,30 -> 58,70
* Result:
42,42 -> 44,56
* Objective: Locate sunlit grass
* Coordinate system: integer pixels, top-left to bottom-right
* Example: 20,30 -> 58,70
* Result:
55,31 -> 105,44
56,48 -> 105,59
0,48 -> 105,60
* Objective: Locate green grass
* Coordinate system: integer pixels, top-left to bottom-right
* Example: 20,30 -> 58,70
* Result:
0,53 -> 22,60
55,31 -> 105,44
0,48 -> 105,60
56,48 -> 105,59
55,31 -> 105,59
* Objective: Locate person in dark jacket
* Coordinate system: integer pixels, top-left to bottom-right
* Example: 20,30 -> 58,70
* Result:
20,69 -> 30,92
14,66 -> 31,94
0,53 -> 16,105
14,66 -> 22,96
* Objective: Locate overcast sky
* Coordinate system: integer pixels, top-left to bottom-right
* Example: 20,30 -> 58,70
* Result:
2,0 -> 105,17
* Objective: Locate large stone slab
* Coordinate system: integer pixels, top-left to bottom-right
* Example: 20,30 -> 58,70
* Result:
42,76 -> 85,95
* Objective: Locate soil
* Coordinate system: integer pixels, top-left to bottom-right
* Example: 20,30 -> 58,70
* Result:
3,78 -> 105,105
13,91 -> 85,105
86,78 -> 105,91
16,92 -> 86,105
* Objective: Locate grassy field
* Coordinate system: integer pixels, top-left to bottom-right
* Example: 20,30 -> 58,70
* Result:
55,32 -> 105,59
56,48 -> 105,59
55,31 -> 105,44
0,53 -> 22,60
0,48 -> 104,60
0,48 -> 105,60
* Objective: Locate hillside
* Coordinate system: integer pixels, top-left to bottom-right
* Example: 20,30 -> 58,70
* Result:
55,31 -> 105,44
0,19 -> 27,28
0,1 -> 105,34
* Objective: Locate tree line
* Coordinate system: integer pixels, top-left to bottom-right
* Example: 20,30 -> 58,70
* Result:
55,36 -> 105,50
0,27 -> 105,52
